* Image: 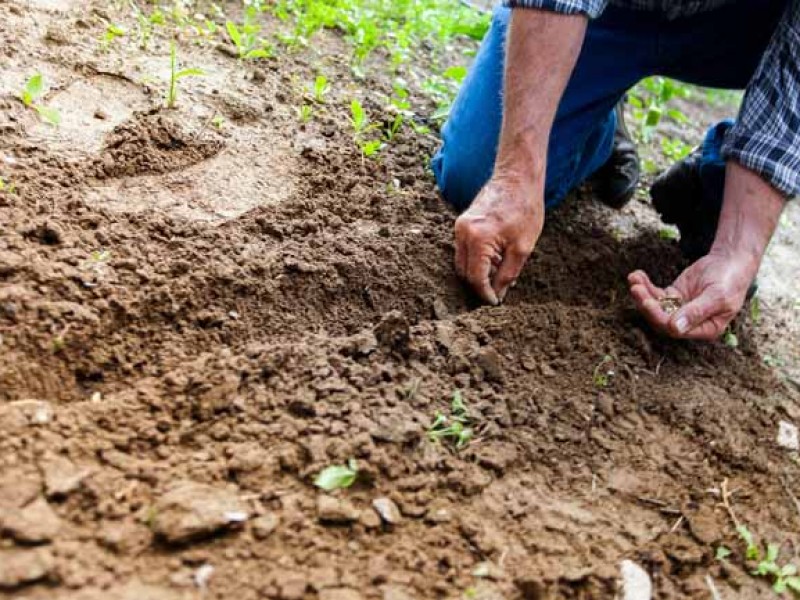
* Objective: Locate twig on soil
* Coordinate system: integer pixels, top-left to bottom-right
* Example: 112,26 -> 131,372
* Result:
655,355 -> 666,377
719,478 -> 741,530
780,474 -> 800,522
705,574 -> 724,600
669,515 -> 685,533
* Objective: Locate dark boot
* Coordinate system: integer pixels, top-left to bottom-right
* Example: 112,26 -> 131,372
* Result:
591,100 -> 641,209
650,148 -> 720,262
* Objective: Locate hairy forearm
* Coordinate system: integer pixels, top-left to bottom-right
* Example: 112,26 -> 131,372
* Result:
711,161 -> 786,269
493,9 -> 587,186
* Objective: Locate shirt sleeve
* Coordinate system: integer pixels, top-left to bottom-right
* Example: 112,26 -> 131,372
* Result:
721,1 -> 800,198
500,0 -> 608,18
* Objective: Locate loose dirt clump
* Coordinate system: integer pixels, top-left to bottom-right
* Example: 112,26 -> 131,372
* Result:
1,1 -> 799,600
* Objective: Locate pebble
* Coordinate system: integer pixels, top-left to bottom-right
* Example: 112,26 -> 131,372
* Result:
151,482 -> 248,544
372,498 -> 402,526
0,548 -> 54,589
2,497 -> 61,543
474,347 -> 504,383
41,455 -> 91,498
251,513 -> 280,540
777,420 -> 799,450
317,496 -> 360,524
620,560 -> 652,600
597,393 -> 616,418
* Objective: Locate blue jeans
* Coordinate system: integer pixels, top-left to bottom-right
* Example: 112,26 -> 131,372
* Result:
432,1 -> 787,212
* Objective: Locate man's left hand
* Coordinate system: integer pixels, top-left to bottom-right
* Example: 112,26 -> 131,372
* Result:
627,249 -> 758,341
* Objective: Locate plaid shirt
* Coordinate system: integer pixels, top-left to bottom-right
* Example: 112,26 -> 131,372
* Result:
503,0 -> 800,198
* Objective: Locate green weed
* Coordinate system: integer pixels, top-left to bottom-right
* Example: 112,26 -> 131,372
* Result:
226,8 -> 273,59
593,355 -> 615,389
0,177 -> 16,194
750,294 -> 761,324
722,329 -> 739,348
165,42 -> 204,109
19,74 -> 61,126
101,24 -> 126,49
314,459 -> 359,491
312,75 -> 329,103
350,99 -> 382,158
297,103 -> 313,123
428,390 -> 473,449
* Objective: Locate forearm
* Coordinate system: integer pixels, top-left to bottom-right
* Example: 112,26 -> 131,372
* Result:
494,9 -> 587,186
711,161 -> 786,270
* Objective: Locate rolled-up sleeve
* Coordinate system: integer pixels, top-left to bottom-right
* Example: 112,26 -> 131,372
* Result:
500,0 -> 608,18
721,0 -> 800,198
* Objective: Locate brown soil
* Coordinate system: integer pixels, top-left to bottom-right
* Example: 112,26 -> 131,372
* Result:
2,2 -> 800,599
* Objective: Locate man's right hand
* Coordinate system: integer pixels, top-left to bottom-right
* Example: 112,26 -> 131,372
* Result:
454,176 -> 544,305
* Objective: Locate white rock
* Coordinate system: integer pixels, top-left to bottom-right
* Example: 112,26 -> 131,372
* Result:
620,560 -> 652,600
194,564 -> 214,590
778,421 -> 799,450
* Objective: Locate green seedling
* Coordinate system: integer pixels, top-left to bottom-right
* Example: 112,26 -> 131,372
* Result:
211,114 -> 225,129
735,526 -> 800,594
165,42 -> 205,109
101,24 -> 126,49
314,459 -> 359,491
0,177 -> 16,194
350,99 -> 382,158
750,294 -> 761,324
593,355 -> 615,388
226,9 -> 272,59
428,390 -> 474,449
297,104 -> 313,123
19,74 -> 60,126
722,329 -> 739,349
312,75 -> 329,103
658,227 -> 679,241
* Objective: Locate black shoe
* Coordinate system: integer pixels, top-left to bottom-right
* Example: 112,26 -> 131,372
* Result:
650,150 -> 758,299
650,149 -> 720,262
591,100 -> 641,209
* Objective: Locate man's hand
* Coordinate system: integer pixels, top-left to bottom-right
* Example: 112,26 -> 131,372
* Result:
455,177 -> 543,304
628,161 -> 784,341
628,249 -> 757,340
452,9 -> 587,304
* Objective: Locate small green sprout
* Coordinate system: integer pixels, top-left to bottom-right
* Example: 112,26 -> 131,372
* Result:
314,459 -> 358,491
165,42 -> 205,109
312,75 -> 329,103
734,526 -> 800,594
722,329 -> 739,349
101,24 -> 126,49
297,104 -> 313,123
593,355 -> 614,388
350,99 -> 382,159
211,114 -> 225,129
715,546 -> 732,561
658,227 -> 679,241
0,177 -> 16,194
19,74 -> 60,126
428,390 -> 473,449
750,294 -> 761,324
226,9 -> 272,60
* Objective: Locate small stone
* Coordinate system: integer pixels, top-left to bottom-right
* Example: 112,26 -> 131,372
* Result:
319,588 -> 364,600
0,548 -> 54,589
151,482 -> 248,544
251,513 -> 279,540
94,109 -> 109,120
475,347 -> 503,383
432,299 -> 449,320
7,400 -> 52,425
41,455 -> 91,498
2,497 -> 61,543
359,509 -> 381,529
777,421 -> 799,450
372,498 -> 402,525
194,564 -> 214,590
98,520 -> 152,555
472,561 -> 505,581
539,362 -> 557,377
596,393 -> 616,418
317,496 -> 360,524
620,560 -> 652,600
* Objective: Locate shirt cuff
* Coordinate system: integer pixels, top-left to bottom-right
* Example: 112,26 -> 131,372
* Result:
501,0 -> 606,18
721,129 -> 800,199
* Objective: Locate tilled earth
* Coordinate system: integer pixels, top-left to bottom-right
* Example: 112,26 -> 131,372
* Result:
1,1 -> 800,599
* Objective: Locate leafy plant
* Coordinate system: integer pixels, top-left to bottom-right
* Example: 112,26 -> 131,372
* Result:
0,177 -> 16,194
297,103 -> 313,123
314,459 -> 359,491
101,24 -> 126,49
428,390 -> 474,449
593,355 -> 615,388
722,329 -> 739,348
226,8 -> 272,59
19,74 -> 61,126
312,75 -> 329,103
350,99 -> 382,158
165,42 -> 205,109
